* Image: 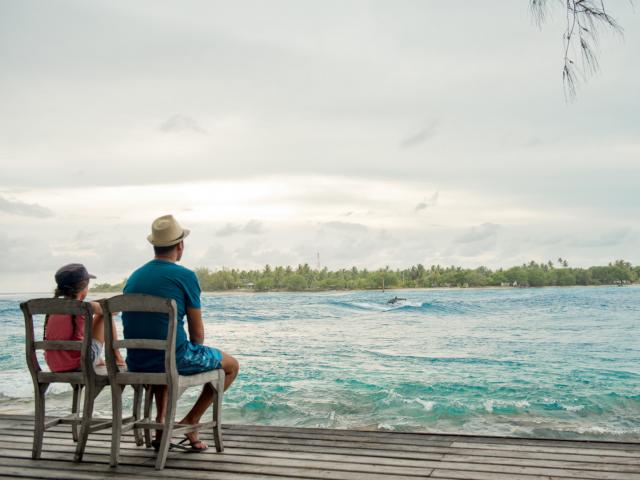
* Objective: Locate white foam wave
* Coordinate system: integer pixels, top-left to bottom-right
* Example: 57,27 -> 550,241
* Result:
378,423 -> 396,431
572,425 -> 640,435
484,399 -> 530,413
563,404 -> 585,412
351,302 -> 388,311
349,300 -> 425,312
0,370 -> 71,399
414,398 -> 435,411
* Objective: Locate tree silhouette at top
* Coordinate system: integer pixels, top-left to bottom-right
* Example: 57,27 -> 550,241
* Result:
530,0 -> 625,98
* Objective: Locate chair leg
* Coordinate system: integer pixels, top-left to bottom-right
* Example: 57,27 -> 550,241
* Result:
212,371 -> 224,453
71,384 -> 82,442
143,385 -> 153,448
155,386 -> 177,470
32,382 -> 48,460
132,386 -> 144,446
74,383 -> 99,462
109,384 -> 124,467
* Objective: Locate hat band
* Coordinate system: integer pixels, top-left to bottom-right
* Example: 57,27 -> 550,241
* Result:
152,231 -> 185,246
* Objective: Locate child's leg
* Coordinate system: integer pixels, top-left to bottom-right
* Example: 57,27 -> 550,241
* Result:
91,314 -> 105,343
89,314 -> 106,366
110,319 -> 126,365
91,314 -> 125,365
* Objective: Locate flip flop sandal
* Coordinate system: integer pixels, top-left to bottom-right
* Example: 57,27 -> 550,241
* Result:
172,436 -> 209,453
152,439 -> 182,452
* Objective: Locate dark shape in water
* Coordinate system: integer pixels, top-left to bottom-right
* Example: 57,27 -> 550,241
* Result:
387,296 -> 407,305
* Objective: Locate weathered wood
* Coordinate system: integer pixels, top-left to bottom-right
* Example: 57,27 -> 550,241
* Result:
0,453 -> 425,480
224,427 -> 454,447
71,384 -> 82,442
0,455 -> 285,480
103,294 -> 174,314
429,469 -> 555,480
0,438 -> 444,469
102,294 -> 225,470
6,418 -> 640,463
34,341 -> 83,351
131,385 -> 144,447
172,421 -> 218,434
223,427 -> 640,458
22,298 -> 93,316
20,298 -> 112,464
0,415 -> 639,480
229,423 -> 640,451
450,440 -> 640,457
213,372 -> 225,452
178,368 -> 225,389
219,438 -> 640,466
113,339 -> 167,350
142,384 -> 153,448
6,420 -> 640,464
113,372 -> 168,385
4,428 -> 639,470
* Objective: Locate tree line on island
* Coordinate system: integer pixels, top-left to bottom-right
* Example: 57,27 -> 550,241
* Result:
92,259 -> 638,292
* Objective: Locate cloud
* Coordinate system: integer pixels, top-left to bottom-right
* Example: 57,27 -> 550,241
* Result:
159,114 -> 206,134
569,227 -> 635,248
0,232 -> 59,274
455,223 -> 501,244
0,195 -> 54,218
319,221 -> 369,234
242,219 -> 264,234
525,136 -> 543,147
215,219 -> 265,237
400,121 -> 439,148
233,242 -> 299,267
415,191 -> 439,212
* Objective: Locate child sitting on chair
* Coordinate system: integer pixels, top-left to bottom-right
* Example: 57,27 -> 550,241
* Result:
44,263 -> 125,372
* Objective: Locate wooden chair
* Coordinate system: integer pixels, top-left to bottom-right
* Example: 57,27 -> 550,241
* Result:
20,298 -> 120,461
102,294 -> 225,470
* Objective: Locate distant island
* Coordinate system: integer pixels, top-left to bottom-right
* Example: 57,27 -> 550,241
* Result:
91,259 -> 638,292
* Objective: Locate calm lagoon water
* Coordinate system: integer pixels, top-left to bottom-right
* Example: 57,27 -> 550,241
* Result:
1,286 -> 639,440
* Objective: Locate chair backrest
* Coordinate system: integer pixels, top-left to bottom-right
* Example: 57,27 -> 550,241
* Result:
102,294 -> 178,383
20,298 -> 96,383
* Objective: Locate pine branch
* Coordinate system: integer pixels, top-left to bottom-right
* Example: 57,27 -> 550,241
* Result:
530,0 -> 626,99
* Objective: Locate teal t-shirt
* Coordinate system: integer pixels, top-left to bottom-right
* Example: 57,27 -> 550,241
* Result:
122,259 -> 201,372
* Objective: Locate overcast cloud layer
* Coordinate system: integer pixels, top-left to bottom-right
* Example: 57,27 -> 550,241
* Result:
0,1 -> 638,292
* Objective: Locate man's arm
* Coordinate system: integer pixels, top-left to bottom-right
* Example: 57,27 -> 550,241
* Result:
186,307 -> 205,344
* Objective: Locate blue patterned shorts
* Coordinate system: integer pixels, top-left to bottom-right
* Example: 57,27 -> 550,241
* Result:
176,341 -> 223,375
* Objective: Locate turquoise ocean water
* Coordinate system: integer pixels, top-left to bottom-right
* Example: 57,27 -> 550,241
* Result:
1,286 -> 638,440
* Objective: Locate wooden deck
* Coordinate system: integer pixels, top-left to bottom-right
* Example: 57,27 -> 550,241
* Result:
0,414 -> 638,479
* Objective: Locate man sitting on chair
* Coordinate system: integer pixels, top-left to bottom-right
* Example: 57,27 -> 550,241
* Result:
122,214 -> 239,452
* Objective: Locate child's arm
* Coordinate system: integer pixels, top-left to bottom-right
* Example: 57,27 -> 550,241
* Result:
89,300 -> 103,316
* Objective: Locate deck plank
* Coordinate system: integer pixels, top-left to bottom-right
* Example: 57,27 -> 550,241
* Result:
5,424 -> 639,461
2,434 -> 640,474
4,425 -> 638,468
226,424 -> 639,449
0,415 -> 637,480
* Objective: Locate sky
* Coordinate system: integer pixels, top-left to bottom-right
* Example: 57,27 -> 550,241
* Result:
1,0 -> 639,292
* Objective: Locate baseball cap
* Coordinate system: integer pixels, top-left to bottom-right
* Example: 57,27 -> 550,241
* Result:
54,263 -> 96,288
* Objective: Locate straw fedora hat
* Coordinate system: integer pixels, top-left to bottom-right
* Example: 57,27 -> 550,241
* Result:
147,214 -> 190,247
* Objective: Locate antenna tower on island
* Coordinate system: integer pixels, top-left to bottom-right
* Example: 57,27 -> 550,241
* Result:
316,251 -> 320,270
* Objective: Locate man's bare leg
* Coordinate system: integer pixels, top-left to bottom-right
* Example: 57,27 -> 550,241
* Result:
220,350 -> 240,392
153,385 -> 168,443
178,351 -> 239,447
